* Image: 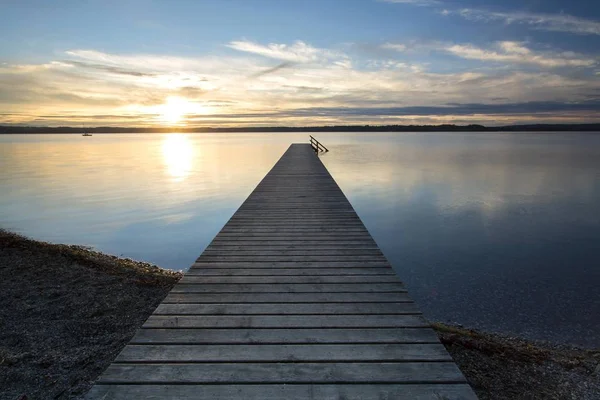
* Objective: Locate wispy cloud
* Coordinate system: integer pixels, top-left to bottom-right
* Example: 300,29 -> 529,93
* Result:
65,49 -> 225,72
382,0 -> 600,36
253,99 -> 600,118
381,43 -> 407,52
448,9 -> 600,36
61,60 -> 156,77
445,41 -> 597,68
380,0 -> 440,6
248,62 -> 293,78
227,40 -> 345,63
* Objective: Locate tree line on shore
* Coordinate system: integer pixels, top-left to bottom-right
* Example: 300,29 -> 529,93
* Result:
1,123 -> 599,134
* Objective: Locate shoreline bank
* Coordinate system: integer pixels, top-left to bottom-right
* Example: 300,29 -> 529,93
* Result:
0,229 -> 181,399
0,229 -> 598,399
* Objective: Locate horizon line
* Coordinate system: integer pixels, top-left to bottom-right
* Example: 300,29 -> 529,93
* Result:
1,122 -> 600,133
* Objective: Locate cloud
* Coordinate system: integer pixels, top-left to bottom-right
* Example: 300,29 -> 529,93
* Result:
451,9 -> 600,36
282,84 -> 324,92
2,44 -> 599,127
378,40 -> 597,68
380,0 -> 440,6
249,62 -> 294,78
181,99 -> 600,119
381,43 -> 407,52
315,100 -> 600,117
61,60 -> 156,77
65,49 -> 254,73
445,41 -> 597,68
381,0 -> 600,36
444,41 -> 597,68
227,40 -> 345,63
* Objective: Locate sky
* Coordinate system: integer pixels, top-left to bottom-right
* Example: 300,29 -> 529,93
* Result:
1,0 -> 599,127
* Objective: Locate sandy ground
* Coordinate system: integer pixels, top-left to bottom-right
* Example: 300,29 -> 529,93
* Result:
1,229 -> 599,399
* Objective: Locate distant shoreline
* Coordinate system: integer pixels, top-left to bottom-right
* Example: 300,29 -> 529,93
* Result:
1,123 -> 600,134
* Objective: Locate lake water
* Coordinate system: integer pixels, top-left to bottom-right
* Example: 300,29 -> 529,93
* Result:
1,132 -> 599,347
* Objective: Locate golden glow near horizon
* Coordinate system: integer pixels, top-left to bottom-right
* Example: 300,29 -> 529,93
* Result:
161,134 -> 194,180
157,96 -> 206,126
1,39 -> 599,127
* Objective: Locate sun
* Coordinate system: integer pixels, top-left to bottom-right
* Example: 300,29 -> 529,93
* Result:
159,96 -> 202,125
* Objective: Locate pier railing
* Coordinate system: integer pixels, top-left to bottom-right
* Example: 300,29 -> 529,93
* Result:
310,135 -> 329,153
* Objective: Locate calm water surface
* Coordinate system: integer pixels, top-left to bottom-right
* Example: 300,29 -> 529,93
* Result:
1,132 -> 599,347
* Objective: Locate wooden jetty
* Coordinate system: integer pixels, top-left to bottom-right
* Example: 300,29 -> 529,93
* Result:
86,143 -> 477,399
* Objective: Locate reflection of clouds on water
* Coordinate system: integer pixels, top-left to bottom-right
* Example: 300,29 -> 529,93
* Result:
0,133 -> 290,253
2,132 -> 600,346
158,212 -> 196,224
326,137 -> 600,222
319,133 -> 600,347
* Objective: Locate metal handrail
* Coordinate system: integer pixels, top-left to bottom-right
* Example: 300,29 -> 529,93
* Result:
309,135 -> 329,153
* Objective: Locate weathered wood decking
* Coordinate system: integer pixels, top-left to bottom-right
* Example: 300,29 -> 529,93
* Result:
87,144 -> 477,399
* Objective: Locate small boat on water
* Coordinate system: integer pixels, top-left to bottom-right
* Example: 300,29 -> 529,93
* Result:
81,123 -> 92,136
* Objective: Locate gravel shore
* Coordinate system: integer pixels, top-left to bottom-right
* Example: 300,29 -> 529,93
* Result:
1,229 -> 598,399
0,230 -> 181,399
435,323 -> 600,400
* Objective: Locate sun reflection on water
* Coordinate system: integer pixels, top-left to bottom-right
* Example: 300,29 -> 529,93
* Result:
161,134 -> 194,181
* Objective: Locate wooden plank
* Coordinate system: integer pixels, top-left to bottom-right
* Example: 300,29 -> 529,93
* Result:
239,199 -> 355,203
231,209 -> 360,212
225,218 -> 365,222
244,191 -> 345,193
233,208 -> 357,211
221,226 -> 367,230
224,220 -> 365,224
250,191 -> 346,194
238,202 -> 354,205
130,328 -> 441,344
162,292 -> 413,304
190,261 -> 392,267
210,236 -> 375,241
153,302 -> 419,315
184,268 -> 395,276
207,240 -> 378,245
170,283 -> 405,293
96,362 -> 466,384
218,225 -> 368,229
220,226 -> 368,230
142,315 -> 428,328
217,229 -> 370,233
237,207 -> 355,211
230,212 -> 358,216
115,344 -> 450,362
199,250 -> 384,256
200,252 -> 383,258
178,275 -> 401,284
206,244 -> 381,250
194,256 -> 389,263
211,237 -> 375,242
213,232 -> 374,237
202,249 -> 383,253
87,384 -> 478,400
228,213 -> 361,217
223,222 -> 365,226
251,185 -> 342,188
